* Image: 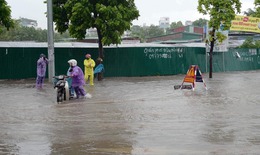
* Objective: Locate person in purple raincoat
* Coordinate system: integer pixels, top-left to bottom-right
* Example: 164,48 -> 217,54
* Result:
36,54 -> 48,89
68,59 -> 91,99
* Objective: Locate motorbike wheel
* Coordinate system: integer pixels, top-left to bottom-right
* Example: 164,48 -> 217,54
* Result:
57,91 -> 63,103
64,81 -> 70,101
63,88 -> 67,101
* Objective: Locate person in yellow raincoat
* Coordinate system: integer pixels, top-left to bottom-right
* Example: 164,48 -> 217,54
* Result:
84,54 -> 95,86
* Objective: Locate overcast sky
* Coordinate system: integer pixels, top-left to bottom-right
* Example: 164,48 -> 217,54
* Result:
5,0 -> 255,29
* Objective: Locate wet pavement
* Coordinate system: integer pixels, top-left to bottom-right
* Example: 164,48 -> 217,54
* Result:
0,70 -> 260,155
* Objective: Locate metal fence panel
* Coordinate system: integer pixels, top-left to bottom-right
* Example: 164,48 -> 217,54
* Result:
0,46 -> 259,80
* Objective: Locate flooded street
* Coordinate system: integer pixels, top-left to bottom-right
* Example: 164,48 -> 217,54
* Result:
1,70 -> 260,155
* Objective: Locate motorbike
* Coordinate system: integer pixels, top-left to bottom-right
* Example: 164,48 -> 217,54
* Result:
53,75 -> 70,103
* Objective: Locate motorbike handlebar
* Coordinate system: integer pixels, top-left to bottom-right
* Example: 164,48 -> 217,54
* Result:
53,75 -> 70,79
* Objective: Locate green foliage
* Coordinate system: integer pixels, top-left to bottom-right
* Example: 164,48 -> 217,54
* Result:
147,25 -> 165,37
192,18 -> 208,27
255,40 -> 260,47
244,8 -> 256,16
0,26 -> 47,42
54,31 -> 73,42
0,21 -> 72,42
170,21 -> 183,29
53,0 -> 139,47
239,37 -> 260,48
0,0 -> 14,31
198,0 -> 241,43
130,18 -> 209,42
198,0 -> 241,78
243,0 -> 260,17
254,0 -> 260,17
215,31 -> 227,43
130,25 -> 147,42
198,0 -> 241,31
130,25 -> 165,42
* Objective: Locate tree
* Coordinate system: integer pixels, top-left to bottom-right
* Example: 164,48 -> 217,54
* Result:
130,25 -> 148,42
197,0 -> 241,78
164,21 -> 184,34
239,36 -> 260,48
255,0 -> 260,17
243,0 -> 260,17
0,0 -> 14,32
54,31 -> 73,42
130,25 -> 165,42
146,25 -> 165,38
0,20 -> 72,42
192,18 -> 208,27
244,8 -> 256,16
53,0 -> 139,58
170,21 -> 183,29
0,24 -> 47,42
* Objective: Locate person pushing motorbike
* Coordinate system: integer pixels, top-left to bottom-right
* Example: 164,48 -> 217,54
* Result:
68,59 -> 91,99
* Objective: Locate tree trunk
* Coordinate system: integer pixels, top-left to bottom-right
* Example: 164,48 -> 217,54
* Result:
96,27 -> 104,81
97,72 -> 103,81
209,28 -> 216,78
96,28 -> 104,59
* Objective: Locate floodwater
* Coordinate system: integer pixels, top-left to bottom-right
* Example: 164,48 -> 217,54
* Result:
0,71 -> 260,155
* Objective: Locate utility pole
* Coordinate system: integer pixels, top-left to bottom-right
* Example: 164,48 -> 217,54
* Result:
47,0 -> 55,82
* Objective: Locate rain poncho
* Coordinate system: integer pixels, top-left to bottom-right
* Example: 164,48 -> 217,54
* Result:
36,56 -> 48,89
67,59 -> 86,98
84,58 -> 95,85
67,66 -> 74,96
70,65 -> 86,98
94,64 -> 104,74
70,66 -> 86,87
37,57 -> 48,77
84,58 -> 95,75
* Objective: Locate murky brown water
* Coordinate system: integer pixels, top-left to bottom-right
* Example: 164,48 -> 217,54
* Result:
1,71 -> 260,155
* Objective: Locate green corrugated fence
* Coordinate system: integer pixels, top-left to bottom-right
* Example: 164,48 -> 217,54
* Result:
0,48 -> 47,79
0,46 -> 259,79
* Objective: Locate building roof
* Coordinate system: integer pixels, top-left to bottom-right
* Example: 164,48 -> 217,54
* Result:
0,40 -> 244,49
0,41 -> 186,48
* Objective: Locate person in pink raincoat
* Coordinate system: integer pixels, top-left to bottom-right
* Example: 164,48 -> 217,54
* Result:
36,54 -> 48,89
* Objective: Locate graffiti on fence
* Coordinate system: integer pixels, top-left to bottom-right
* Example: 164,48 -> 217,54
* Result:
144,48 -> 184,59
233,50 -> 256,62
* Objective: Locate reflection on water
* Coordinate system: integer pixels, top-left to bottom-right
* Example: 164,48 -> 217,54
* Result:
49,99 -> 134,155
0,141 -> 19,155
0,71 -> 260,154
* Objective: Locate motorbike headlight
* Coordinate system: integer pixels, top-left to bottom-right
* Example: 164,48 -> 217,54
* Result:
58,75 -> 64,79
